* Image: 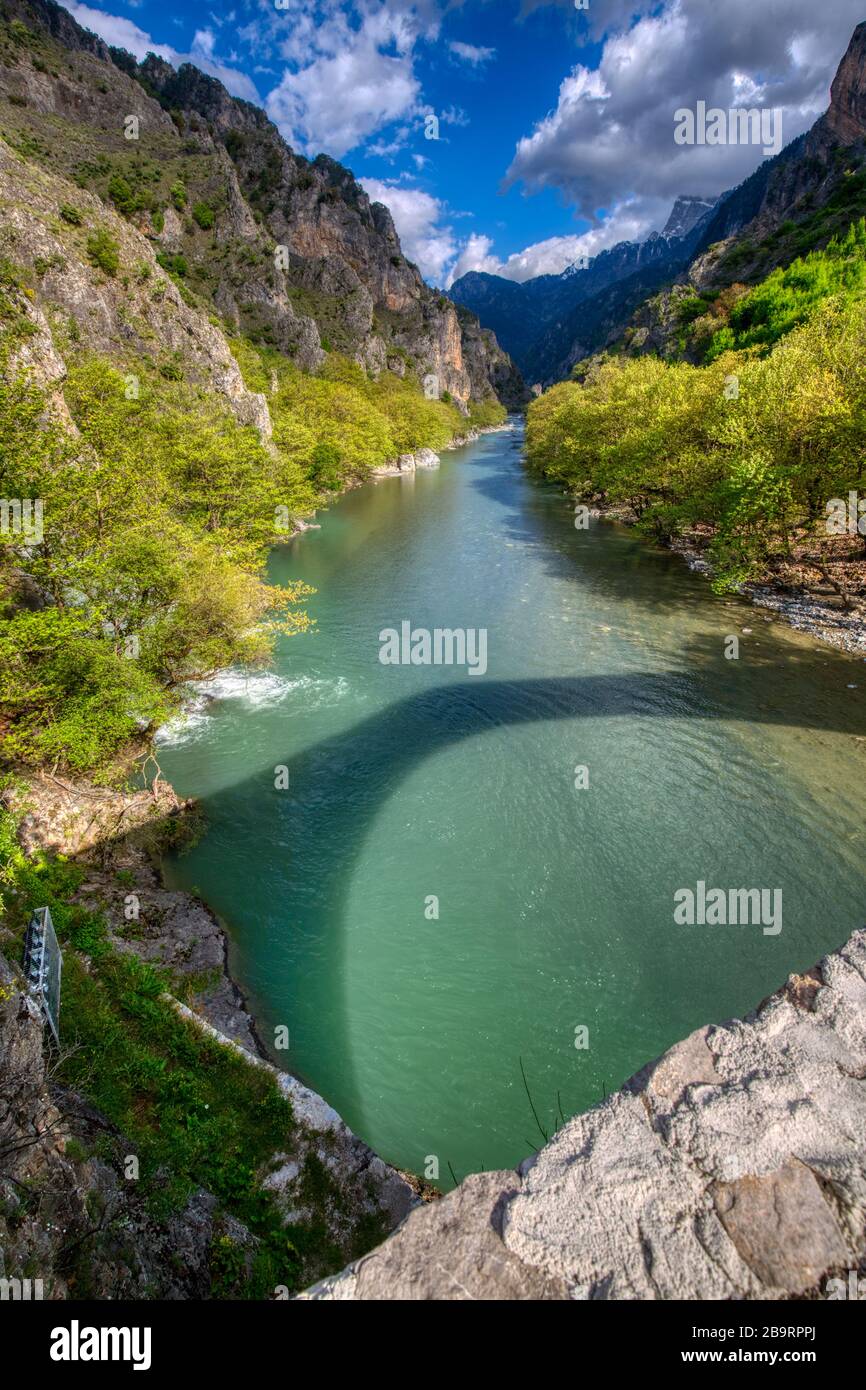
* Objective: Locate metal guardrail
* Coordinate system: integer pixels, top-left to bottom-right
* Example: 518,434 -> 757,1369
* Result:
23,906 -> 62,1046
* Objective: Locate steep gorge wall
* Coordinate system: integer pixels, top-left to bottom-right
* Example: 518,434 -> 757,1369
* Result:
0,138 -> 273,435
0,0 -> 527,410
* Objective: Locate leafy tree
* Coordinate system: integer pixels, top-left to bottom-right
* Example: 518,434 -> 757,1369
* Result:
309,441 -> 342,490
527,254 -> 866,590
0,355 -> 312,776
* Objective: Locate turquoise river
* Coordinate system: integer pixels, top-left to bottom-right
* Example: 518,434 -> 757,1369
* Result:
157,419 -> 866,1185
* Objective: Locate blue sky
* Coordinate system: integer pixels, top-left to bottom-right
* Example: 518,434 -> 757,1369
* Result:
62,0 -> 866,285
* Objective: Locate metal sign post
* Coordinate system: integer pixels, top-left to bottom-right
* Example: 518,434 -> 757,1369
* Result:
23,906 -> 62,1046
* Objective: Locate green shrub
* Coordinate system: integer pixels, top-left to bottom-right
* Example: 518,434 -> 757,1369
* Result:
156,251 -> 188,278
86,228 -> 120,276
107,173 -> 139,218
706,219 -> 866,359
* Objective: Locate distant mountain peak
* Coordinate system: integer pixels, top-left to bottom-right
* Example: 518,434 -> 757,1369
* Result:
662,195 -> 718,240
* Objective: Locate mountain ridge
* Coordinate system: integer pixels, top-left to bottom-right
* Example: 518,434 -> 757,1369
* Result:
451,198 -> 717,382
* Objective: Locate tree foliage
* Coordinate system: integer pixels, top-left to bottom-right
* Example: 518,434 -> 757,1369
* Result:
527,280 -> 866,590
1,298 -> 501,774
0,352 -> 314,775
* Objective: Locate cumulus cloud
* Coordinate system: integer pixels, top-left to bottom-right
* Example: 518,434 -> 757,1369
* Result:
447,232 -> 502,283
358,178 -> 627,289
268,50 -> 418,157
260,1 -> 445,156
505,0 -> 865,224
268,15 -> 422,154
62,1 -> 259,100
453,0 -> 864,288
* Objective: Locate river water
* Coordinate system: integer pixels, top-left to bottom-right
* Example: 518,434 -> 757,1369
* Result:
157,420 -> 866,1184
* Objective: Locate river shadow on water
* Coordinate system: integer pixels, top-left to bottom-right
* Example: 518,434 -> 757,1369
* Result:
158,421 -> 866,1185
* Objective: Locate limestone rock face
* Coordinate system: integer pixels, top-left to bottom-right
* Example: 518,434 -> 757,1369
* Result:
302,1173 -> 570,1301
304,929 -> 866,1300
0,142 -> 275,438
713,1161 -> 849,1294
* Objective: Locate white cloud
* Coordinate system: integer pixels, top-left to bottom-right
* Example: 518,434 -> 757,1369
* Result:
367,125 -> 412,159
357,177 -> 621,289
62,2 -> 174,60
61,2 -> 259,101
64,3 -> 472,162
258,1 -> 459,157
447,233 -> 501,283
192,27 -> 216,60
451,0 -> 864,288
268,53 -> 417,159
446,196 -> 688,284
449,41 -> 495,66
505,0 -> 866,215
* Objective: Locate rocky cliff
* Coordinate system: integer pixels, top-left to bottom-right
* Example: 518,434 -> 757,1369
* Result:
304,929 -> 866,1300
0,137 -> 274,434
0,0 -> 527,411
684,25 -> 866,295
821,21 -> 866,145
